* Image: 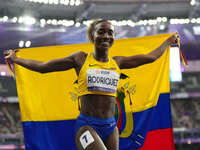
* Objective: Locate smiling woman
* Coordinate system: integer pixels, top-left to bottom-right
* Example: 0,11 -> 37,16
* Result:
4,19 -> 179,150
87,20 -> 114,59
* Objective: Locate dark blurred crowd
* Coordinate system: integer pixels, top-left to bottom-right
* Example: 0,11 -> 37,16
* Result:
171,99 -> 200,129
0,103 -> 22,135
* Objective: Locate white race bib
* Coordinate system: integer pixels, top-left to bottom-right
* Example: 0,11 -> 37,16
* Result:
87,69 -> 119,93
79,130 -> 94,149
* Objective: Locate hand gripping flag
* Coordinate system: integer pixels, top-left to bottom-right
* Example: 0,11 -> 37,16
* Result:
14,34 -> 176,150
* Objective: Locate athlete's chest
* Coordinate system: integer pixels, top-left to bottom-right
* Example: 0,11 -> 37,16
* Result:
86,68 -> 120,93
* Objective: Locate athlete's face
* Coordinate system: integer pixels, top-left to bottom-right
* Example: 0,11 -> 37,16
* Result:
93,21 -> 114,50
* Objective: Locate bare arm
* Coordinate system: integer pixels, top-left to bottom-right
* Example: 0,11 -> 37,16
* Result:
4,50 -> 84,73
114,33 -> 179,69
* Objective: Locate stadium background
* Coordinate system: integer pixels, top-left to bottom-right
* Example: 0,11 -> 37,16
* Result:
0,0 -> 200,149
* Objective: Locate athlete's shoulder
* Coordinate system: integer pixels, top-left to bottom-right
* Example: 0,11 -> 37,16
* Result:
71,51 -> 87,57
70,51 -> 87,60
111,56 -> 122,69
112,56 -> 120,60
112,56 -> 120,63
73,51 -> 88,66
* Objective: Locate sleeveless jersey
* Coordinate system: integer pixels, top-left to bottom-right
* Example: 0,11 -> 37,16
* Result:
78,53 -> 120,97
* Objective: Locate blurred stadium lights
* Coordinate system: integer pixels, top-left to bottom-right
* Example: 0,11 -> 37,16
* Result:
159,24 -> 166,30
193,25 -> 200,35
190,0 -> 196,6
2,16 -> 8,22
170,47 -> 182,82
189,1 -> 200,22
1,15 -> 200,29
24,0 -> 82,6
75,22 -> 81,27
19,41 -> 31,48
23,16 -> 36,25
19,41 -> 24,48
25,41 -> 32,47
157,23 -> 168,32
0,72 -> 6,76
12,17 -> 18,23
47,28 -> 67,32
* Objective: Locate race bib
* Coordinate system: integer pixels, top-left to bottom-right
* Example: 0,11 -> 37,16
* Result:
87,69 -> 119,93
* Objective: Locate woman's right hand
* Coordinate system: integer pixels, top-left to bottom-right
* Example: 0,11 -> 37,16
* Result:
4,50 -> 18,62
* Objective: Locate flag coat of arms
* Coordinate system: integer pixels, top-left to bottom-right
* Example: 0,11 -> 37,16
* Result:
14,34 -> 175,150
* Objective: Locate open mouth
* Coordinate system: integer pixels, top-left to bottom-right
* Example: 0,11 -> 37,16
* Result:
100,42 -> 110,47
99,39 -> 111,46
101,41 -> 110,44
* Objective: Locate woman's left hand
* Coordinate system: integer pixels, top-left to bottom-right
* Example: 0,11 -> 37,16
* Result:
167,32 -> 180,45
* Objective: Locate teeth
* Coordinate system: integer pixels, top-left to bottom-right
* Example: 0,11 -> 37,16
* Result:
101,39 -> 109,42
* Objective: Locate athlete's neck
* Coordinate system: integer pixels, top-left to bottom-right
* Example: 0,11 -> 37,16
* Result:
93,49 -> 109,62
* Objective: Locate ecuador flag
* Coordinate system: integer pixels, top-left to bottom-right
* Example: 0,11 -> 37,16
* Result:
14,34 -> 175,150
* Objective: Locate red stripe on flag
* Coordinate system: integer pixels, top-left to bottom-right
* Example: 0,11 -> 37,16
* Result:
116,98 -> 122,130
138,128 -> 175,150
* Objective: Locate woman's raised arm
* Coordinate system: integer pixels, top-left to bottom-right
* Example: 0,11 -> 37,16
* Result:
4,50 -> 84,73
113,33 -> 179,69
